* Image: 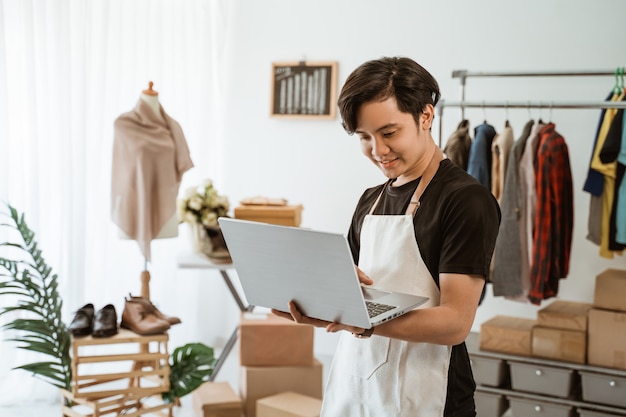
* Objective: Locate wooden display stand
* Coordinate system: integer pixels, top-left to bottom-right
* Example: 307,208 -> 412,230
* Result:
63,329 -> 172,417
61,390 -> 173,417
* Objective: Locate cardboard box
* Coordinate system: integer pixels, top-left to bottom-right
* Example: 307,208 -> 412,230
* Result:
537,300 -> 593,331
192,381 -> 242,417
479,315 -> 536,356
234,204 -> 303,227
240,359 -> 323,417
240,312 -> 314,366
593,268 -> 626,312
257,391 -> 322,417
531,326 -> 587,364
588,308 -> 626,370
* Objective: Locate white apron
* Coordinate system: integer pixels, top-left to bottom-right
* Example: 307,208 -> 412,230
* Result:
321,159 -> 452,417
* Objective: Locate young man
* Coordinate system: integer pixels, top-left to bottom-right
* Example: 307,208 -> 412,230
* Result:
273,57 -> 500,416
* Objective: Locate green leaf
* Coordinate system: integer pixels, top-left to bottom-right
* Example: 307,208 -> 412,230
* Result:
15,362 -> 68,389
162,343 -> 215,403
0,203 -> 72,391
9,338 -> 61,356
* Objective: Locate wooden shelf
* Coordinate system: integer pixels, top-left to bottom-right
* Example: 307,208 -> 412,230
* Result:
70,329 -> 170,400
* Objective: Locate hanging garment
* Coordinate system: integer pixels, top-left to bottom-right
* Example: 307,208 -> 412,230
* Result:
443,119 -> 472,170
528,124 -> 573,305
111,99 -> 194,261
518,121 -> 545,264
589,92 -> 625,257
584,92 -> 616,246
583,91 -> 617,196
491,122 -> 515,203
599,108 -> 626,252
617,110 -> 626,244
616,163 -> 626,245
467,122 -> 496,189
491,120 -> 534,299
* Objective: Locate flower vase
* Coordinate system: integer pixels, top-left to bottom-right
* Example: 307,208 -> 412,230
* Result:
204,225 -> 232,263
189,223 -> 231,263
189,223 -> 212,255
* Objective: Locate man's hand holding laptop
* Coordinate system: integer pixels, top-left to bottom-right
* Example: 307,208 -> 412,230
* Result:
271,265 -> 374,335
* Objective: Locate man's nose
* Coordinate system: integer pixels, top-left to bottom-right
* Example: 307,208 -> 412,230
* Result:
371,136 -> 389,157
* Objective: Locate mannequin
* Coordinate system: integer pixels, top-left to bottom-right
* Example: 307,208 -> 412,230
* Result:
112,81 -> 194,298
117,83 -> 178,241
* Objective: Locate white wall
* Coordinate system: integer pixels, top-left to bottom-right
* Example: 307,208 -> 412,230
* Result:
121,0 -> 626,378
211,0 -> 626,355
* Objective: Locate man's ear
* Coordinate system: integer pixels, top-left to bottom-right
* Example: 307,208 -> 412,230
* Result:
420,104 -> 435,131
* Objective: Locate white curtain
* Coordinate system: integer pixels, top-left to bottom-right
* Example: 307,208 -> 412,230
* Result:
0,0 -> 231,404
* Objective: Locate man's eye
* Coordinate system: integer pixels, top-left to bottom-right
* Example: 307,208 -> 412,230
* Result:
382,131 -> 395,138
359,136 -> 370,141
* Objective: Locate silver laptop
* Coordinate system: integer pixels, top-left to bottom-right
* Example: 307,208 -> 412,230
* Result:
218,217 -> 429,329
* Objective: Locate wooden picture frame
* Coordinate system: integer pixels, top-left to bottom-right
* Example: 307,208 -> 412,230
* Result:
270,61 -> 338,119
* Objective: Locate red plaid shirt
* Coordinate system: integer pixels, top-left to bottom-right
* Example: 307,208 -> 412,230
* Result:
528,124 -> 574,304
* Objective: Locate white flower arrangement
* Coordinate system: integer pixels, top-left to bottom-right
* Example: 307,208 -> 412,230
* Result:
177,179 -> 230,227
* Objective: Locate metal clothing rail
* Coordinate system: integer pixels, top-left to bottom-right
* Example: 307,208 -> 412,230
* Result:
452,69 -> 620,103
436,99 -> 626,146
439,100 -> 626,110
437,68 -> 626,146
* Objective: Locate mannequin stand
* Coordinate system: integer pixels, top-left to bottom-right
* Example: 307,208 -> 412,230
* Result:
140,269 -> 151,299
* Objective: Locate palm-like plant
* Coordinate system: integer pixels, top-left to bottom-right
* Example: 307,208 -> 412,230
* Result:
1,203 -> 216,406
0,203 -> 72,390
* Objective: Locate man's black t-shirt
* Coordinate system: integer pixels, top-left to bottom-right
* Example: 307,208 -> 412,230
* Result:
347,158 -> 501,416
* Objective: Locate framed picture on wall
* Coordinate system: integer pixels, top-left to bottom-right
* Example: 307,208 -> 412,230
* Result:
270,61 -> 338,119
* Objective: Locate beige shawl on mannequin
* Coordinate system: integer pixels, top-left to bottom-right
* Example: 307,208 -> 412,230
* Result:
111,98 -> 194,261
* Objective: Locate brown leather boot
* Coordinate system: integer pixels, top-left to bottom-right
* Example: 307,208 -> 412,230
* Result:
120,298 -> 171,335
127,294 -> 181,325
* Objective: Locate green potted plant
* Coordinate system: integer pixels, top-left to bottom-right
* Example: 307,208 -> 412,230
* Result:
0,203 -> 215,409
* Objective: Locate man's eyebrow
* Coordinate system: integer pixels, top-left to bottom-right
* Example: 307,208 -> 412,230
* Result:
355,123 -> 400,135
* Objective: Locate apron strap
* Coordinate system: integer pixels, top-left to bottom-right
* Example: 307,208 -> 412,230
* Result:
368,148 -> 443,216
405,148 -> 442,216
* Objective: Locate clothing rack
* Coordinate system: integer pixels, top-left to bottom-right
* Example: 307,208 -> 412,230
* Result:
437,68 -> 626,146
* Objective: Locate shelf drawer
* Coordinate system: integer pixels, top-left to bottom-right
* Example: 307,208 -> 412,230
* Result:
509,361 -> 575,398
471,355 -> 508,387
475,390 -> 508,417
580,370 -> 626,408
508,397 -> 575,417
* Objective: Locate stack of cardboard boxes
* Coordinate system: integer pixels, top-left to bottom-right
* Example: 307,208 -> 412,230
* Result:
192,312 -> 322,417
238,312 -> 323,417
532,300 -> 591,364
588,268 -> 626,370
479,268 -> 626,368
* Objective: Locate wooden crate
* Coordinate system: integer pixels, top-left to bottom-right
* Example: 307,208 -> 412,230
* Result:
71,329 -> 170,400
61,389 -> 173,417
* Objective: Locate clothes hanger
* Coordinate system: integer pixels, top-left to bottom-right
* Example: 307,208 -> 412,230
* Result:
613,68 -> 622,95
549,101 -> 554,124
482,100 -> 487,124
504,101 -> 510,127
142,81 -> 159,96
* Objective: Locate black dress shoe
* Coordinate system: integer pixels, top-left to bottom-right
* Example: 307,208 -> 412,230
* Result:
92,304 -> 119,338
68,303 -> 95,336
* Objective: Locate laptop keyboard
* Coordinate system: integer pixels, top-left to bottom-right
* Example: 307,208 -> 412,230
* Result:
366,300 -> 395,318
